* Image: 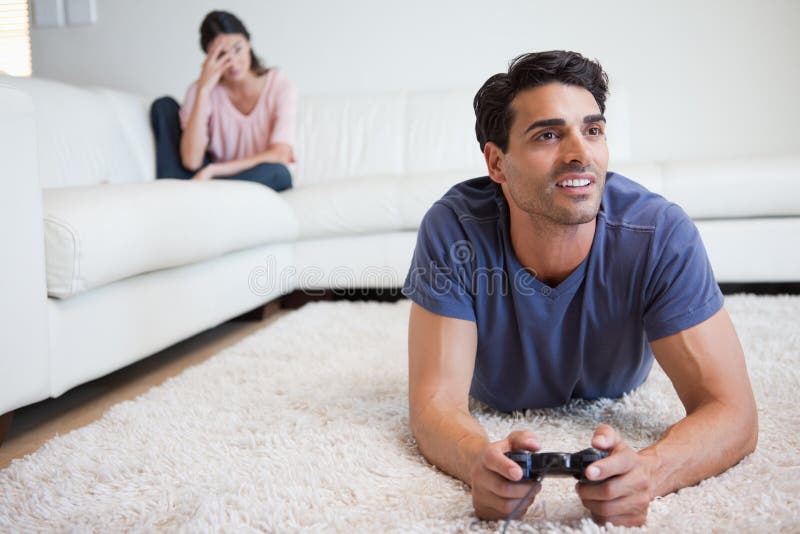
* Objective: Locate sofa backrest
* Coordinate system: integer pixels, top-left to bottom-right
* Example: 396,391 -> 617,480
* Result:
7,74 -> 797,218
293,88 -> 631,188
0,75 -> 155,189
1,75 -> 630,190
292,91 -> 485,187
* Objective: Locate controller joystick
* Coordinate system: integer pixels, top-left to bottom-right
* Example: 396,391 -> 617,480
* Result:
505,447 -> 609,482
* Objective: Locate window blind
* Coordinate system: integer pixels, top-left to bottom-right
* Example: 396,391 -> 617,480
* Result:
0,0 -> 32,76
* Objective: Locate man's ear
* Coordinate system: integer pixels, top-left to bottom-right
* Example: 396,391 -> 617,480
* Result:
483,142 -> 506,184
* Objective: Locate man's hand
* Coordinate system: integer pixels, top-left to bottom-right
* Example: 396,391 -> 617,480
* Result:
576,424 -> 656,527
471,430 -> 543,520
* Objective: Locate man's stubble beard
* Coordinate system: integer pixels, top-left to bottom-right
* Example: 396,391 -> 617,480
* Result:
507,165 -> 606,227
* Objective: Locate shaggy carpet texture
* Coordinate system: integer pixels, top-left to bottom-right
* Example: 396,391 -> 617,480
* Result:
1,295 -> 798,532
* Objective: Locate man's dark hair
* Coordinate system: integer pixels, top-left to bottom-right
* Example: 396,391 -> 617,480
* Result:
473,51 -> 609,152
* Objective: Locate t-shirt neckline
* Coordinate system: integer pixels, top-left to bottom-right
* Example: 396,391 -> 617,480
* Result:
220,70 -> 272,120
493,183 -> 592,300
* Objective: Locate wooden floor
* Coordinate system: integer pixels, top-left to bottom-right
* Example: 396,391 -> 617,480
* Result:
0,306 -> 288,470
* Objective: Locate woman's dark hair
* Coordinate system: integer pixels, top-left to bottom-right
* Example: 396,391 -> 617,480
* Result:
473,51 -> 609,152
199,10 -> 268,76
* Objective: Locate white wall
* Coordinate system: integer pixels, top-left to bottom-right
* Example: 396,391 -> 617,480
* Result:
31,0 -> 800,162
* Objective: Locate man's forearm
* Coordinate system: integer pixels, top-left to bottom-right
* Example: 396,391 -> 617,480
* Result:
639,399 -> 758,498
410,399 -> 489,485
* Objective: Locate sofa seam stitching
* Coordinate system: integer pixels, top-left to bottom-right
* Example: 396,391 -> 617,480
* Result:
42,215 -> 81,297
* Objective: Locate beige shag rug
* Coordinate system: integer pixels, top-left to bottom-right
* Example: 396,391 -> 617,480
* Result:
1,295 -> 798,532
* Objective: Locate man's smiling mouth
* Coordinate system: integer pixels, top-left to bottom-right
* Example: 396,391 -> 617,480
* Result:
556,174 -> 595,188
557,178 -> 591,187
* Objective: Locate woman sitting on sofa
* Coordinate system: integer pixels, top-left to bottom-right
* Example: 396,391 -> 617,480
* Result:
150,10 -> 295,191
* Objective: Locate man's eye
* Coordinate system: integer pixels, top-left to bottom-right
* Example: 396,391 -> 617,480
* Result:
587,126 -> 603,136
537,131 -> 557,141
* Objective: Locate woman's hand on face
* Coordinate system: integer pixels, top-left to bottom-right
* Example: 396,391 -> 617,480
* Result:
198,35 -> 234,94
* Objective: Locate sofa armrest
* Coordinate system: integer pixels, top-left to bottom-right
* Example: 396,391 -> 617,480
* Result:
0,80 -> 51,414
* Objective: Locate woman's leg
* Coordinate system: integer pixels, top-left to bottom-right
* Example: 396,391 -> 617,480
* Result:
216,162 -> 293,192
150,97 -> 290,191
149,96 -> 209,179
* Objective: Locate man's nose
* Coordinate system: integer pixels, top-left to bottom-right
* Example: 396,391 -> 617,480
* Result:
560,130 -> 591,166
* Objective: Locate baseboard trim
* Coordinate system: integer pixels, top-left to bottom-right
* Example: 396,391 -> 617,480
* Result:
719,282 -> 800,295
280,288 -> 406,310
277,284 -> 800,309
0,411 -> 14,447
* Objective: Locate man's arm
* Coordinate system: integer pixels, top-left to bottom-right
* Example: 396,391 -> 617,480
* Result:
644,305 -> 758,492
408,302 -> 484,482
577,307 -> 758,526
408,303 -> 542,519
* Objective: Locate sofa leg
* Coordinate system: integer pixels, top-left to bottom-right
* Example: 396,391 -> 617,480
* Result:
231,300 -> 281,321
280,289 -> 336,310
0,411 -> 13,446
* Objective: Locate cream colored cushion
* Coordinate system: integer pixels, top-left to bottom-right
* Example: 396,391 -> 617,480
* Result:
662,157 -> 800,219
282,171 -> 472,239
43,179 -> 297,298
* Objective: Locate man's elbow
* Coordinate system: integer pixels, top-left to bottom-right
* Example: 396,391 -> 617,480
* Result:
727,398 -> 758,461
409,409 -> 441,471
408,398 -> 426,442
742,404 -> 759,456
408,395 -> 441,459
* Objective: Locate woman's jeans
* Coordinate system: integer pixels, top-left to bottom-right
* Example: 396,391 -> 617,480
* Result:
149,96 -> 292,192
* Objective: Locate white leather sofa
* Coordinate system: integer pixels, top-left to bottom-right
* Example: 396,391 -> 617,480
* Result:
1,75 -> 798,424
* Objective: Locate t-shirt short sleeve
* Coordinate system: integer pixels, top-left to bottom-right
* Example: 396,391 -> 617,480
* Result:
642,204 -> 724,340
268,72 -> 297,147
402,202 -> 476,322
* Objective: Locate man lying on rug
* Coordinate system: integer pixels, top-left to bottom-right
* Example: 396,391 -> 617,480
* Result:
402,50 -> 758,527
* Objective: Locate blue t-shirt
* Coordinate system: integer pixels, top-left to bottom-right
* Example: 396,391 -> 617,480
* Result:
402,173 -> 723,412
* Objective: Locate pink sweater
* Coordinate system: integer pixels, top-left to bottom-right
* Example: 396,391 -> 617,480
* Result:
179,69 -> 297,163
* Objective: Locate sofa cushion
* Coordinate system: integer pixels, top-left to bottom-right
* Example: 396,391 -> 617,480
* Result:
608,161 -> 664,195
661,157 -> 800,219
282,171 -> 474,239
44,179 -> 297,299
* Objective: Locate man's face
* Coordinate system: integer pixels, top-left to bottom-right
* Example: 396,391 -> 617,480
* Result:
487,82 -> 609,227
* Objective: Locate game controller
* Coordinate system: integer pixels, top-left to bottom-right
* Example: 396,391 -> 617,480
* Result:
505,447 -> 609,482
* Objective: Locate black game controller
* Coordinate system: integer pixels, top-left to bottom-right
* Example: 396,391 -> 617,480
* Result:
505,447 -> 609,482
